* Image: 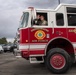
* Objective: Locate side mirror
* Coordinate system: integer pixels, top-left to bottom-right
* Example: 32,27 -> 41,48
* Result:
17,28 -> 19,31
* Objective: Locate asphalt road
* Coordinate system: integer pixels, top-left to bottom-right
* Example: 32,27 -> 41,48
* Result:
0,53 -> 76,75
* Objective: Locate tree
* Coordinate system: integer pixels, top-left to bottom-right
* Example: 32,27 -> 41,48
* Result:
13,37 -> 17,44
0,37 -> 7,44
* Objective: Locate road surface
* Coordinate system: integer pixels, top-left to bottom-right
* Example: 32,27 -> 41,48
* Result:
0,52 -> 76,75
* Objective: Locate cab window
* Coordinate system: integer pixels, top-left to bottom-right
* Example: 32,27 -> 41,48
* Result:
67,14 -> 76,26
33,12 -> 48,26
56,13 -> 64,26
67,7 -> 76,26
19,12 -> 29,28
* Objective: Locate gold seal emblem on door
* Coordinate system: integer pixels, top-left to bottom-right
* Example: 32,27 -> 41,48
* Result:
35,30 -> 46,39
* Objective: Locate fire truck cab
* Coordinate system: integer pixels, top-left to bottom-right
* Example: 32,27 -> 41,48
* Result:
16,4 -> 76,73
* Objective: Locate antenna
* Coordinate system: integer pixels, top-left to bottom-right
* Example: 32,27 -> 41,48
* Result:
58,0 -> 60,4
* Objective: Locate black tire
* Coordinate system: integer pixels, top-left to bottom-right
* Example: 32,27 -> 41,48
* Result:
4,50 -> 7,52
10,47 -> 13,52
45,48 -> 71,74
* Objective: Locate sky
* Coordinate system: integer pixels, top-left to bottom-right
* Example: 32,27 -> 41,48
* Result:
0,0 -> 76,42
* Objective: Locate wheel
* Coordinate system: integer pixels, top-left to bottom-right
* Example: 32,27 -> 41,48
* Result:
4,50 -> 7,52
1,50 -> 3,53
45,48 -> 71,74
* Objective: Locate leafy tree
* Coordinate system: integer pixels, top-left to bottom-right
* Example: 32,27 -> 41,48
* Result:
13,37 -> 17,44
0,37 -> 7,44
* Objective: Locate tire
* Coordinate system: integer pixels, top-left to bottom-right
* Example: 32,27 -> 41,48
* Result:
1,50 -> 3,53
10,47 -> 14,52
4,50 -> 7,52
45,48 -> 71,74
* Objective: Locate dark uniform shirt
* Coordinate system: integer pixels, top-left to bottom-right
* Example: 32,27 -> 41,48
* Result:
33,19 -> 41,25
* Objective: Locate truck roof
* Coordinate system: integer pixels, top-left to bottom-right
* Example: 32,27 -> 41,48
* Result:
24,4 -> 76,12
55,3 -> 76,11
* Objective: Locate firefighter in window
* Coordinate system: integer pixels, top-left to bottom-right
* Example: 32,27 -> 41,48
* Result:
40,15 -> 47,25
33,14 -> 41,25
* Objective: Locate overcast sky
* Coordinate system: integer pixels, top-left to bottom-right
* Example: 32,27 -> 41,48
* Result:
0,0 -> 76,42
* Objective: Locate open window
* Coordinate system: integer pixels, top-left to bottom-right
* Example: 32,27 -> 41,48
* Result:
32,12 -> 48,26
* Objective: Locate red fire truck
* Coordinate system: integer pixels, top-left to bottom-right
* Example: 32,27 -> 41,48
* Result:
15,4 -> 76,73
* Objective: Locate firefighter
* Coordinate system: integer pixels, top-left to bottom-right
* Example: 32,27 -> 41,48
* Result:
33,14 -> 41,25
40,15 -> 47,25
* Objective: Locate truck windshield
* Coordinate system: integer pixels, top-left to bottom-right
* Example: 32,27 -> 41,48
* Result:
19,12 -> 29,28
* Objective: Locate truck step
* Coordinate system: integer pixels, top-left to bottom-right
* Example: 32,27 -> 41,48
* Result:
30,56 -> 44,63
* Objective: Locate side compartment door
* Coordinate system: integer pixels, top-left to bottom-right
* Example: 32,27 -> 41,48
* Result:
66,7 -> 76,44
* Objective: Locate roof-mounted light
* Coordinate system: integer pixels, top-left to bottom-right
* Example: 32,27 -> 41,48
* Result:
28,7 -> 34,10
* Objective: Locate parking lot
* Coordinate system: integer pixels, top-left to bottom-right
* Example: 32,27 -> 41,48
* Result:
0,53 -> 76,75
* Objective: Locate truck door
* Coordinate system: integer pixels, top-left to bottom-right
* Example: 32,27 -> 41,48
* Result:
51,12 -> 67,39
29,12 -> 49,56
